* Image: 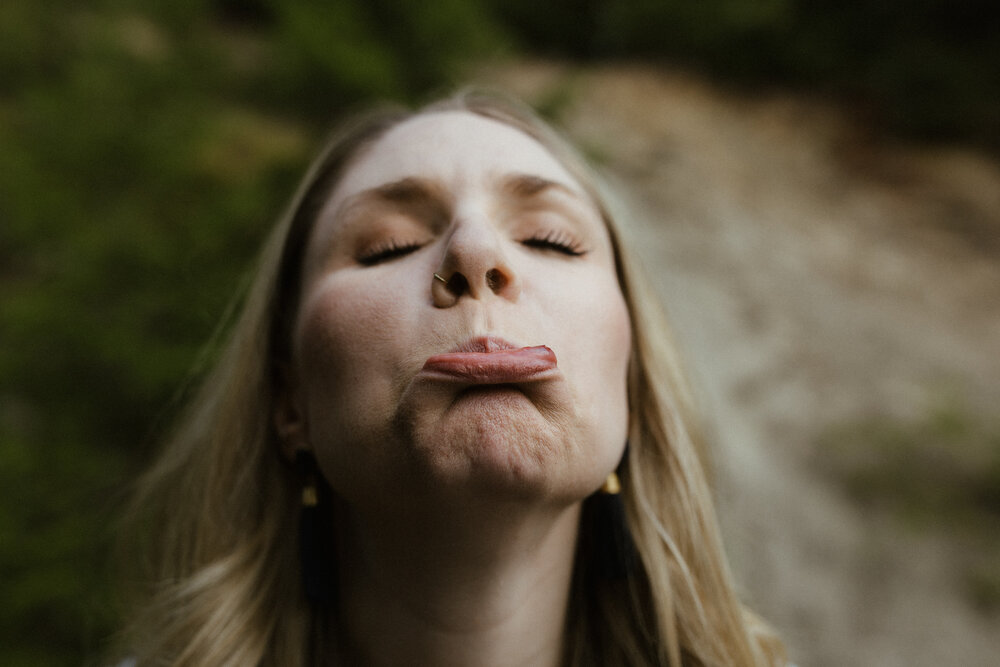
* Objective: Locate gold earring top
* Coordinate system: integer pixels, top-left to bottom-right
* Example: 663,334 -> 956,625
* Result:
600,471 -> 621,494
433,273 -> 448,284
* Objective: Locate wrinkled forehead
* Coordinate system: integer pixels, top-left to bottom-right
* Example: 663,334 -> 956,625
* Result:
324,110 -> 588,210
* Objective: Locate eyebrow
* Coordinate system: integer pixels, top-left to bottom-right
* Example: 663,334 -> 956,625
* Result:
337,176 -> 452,219
342,173 -> 581,210
500,173 -> 581,201
331,172 -> 589,232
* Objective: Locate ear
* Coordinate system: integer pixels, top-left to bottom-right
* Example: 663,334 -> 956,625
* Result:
273,361 -> 309,462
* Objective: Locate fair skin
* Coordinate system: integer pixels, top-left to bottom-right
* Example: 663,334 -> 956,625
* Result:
277,111 -> 632,666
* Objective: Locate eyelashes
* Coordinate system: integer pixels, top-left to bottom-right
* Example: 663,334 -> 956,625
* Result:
520,230 -> 587,256
356,230 -> 587,266
357,240 -> 423,266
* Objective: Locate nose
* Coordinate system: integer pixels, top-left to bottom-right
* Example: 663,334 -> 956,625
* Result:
431,217 -> 521,308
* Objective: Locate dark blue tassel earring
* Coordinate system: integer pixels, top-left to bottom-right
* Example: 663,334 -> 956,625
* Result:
593,447 -> 638,579
296,449 -> 334,605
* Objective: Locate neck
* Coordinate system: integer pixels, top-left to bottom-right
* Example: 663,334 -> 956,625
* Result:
332,497 -> 582,667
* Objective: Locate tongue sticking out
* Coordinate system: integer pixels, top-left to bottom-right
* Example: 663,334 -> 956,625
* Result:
421,346 -> 557,383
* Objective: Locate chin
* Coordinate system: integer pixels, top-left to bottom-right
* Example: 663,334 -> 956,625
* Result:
398,394 -> 606,504
390,378 -> 625,503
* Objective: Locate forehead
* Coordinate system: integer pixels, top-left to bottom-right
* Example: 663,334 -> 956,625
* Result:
327,110 -> 586,204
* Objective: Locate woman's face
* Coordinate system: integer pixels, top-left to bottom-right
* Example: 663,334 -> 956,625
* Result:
287,111 -> 631,509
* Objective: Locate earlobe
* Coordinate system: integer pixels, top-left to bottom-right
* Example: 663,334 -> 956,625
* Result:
273,362 -> 309,461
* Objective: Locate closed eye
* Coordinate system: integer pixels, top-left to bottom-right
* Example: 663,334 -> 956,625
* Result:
358,241 -> 423,266
521,231 -> 586,257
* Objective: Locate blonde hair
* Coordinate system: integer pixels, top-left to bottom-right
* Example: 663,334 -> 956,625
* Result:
116,91 -> 785,666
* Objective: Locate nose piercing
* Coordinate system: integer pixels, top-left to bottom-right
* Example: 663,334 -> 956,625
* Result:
433,273 -> 448,284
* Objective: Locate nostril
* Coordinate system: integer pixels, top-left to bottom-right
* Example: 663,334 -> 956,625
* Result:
447,273 -> 469,296
485,269 -> 506,292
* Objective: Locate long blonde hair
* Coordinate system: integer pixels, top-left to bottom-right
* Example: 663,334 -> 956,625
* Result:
117,90 -> 785,666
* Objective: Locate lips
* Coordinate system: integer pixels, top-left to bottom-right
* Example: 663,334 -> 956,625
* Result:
451,335 -> 518,354
421,336 -> 557,384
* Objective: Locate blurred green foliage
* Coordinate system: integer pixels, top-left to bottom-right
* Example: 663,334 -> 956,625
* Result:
1,1 -> 997,663
0,1 -> 506,663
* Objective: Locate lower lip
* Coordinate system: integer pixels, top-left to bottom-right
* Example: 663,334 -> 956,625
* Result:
421,345 -> 557,383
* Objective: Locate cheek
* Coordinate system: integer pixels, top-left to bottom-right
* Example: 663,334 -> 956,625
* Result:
580,282 -> 631,411
296,285 -> 368,384
292,278 -> 412,439
545,270 -> 632,445
588,284 -> 632,463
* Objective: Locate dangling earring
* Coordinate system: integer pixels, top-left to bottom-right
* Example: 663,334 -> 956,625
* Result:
593,446 -> 638,579
296,449 -> 334,605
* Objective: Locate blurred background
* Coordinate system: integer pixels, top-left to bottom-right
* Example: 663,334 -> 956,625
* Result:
1,1 -> 998,665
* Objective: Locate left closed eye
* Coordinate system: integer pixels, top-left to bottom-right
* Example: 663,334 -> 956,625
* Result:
521,231 -> 586,256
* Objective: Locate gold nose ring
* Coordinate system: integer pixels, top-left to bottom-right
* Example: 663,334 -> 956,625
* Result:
433,273 -> 448,284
